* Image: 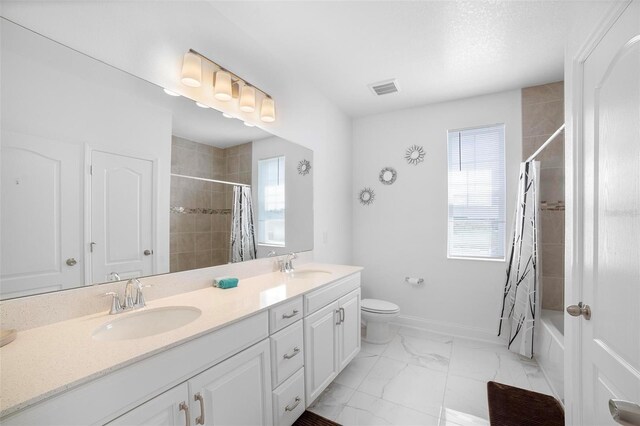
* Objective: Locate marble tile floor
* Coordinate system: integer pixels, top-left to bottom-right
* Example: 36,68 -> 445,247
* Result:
308,325 -> 554,426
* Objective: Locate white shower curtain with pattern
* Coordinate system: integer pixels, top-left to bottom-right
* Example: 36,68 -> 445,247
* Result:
230,185 -> 257,263
498,161 -> 541,358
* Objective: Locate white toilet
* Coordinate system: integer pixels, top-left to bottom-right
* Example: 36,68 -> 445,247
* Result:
361,298 -> 400,344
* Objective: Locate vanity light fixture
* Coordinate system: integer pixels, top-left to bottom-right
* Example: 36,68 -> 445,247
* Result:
180,51 -> 202,87
179,49 -> 276,122
195,102 -> 210,108
163,88 -> 180,97
260,96 -> 276,123
239,84 -> 256,112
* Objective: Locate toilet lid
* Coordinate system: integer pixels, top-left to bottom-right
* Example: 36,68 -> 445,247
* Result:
361,299 -> 399,314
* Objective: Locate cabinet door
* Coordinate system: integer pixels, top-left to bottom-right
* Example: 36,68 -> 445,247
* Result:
338,289 -> 361,371
188,339 -> 272,426
304,301 -> 339,404
107,383 -> 189,426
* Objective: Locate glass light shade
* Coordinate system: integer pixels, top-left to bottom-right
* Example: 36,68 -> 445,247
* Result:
214,71 -> 232,101
260,97 -> 276,122
181,52 -> 202,87
239,85 -> 256,112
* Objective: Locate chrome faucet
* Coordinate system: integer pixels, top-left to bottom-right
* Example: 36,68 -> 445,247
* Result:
104,278 -> 147,315
282,252 -> 298,273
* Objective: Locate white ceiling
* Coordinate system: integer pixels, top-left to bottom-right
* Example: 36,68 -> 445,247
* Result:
213,1 -> 614,117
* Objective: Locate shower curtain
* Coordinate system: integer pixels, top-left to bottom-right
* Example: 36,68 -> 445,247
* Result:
498,161 -> 540,358
230,185 -> 257,263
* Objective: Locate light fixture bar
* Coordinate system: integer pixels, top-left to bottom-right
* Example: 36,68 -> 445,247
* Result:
188,49 -> 272,101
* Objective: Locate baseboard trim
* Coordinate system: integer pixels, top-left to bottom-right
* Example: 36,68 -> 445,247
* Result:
391,314 -> 506,345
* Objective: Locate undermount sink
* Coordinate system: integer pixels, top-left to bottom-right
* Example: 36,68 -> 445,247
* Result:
92,306 -> 202,342
285,269 -> 332,279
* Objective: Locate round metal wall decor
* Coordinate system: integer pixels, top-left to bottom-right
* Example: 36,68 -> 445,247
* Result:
358,187 -> 375,206
297,159 -> 311,176
405,145 -> 425,165
379,167 -> 397,185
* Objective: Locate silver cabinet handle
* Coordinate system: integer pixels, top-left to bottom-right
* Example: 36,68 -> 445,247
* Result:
285,397 -> 301,412
66,258 -> 77,266
610,399 -> 640,426
179,401 -> 190,426
340,307 -> 345,324
283,347 -> 301,359
282,309 -> 299,319
335,309 -> 341,325
567,302 -> 591,320
194,393 -> 205,425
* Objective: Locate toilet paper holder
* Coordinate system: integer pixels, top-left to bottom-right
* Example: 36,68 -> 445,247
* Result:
405,277 -> 424,285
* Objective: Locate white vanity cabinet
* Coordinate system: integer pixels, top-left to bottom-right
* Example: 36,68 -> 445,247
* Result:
108,339 -> 272,426
303,274 -> 361,404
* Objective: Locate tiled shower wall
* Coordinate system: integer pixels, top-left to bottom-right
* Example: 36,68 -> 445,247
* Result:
522,82 -> 565,311
169,136 -> 252,272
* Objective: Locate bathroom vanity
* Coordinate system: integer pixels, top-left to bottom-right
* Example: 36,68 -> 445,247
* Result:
0,265 -> 361,425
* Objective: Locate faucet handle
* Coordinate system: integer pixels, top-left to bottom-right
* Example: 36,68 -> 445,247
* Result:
134,281 -> 151,308
104,292 -> 123,315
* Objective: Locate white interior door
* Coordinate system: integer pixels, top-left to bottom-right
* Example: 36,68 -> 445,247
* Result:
1,131 -> 82,298
579,2 -> 640,424
90,151 -> 154,283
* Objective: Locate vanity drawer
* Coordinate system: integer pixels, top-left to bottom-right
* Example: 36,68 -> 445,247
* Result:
304,273 -> 360,315
270,320 -> 304,387
270,296 -> 303,333
272,368 -> 305,426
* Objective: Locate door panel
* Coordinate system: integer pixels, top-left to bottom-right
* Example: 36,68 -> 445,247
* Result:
188,339 -> 272,426
91,151 -> 154,283
581,2 -> 640,424
1,131 -> 82,297
338,290 -> 361,371
304,301 -> 339,404
107,383 -> 189,426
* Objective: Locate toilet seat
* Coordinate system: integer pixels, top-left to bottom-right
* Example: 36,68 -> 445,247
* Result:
361,299 -> 399,314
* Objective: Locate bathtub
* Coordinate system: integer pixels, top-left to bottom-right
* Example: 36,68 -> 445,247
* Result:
535,309 -> 564,401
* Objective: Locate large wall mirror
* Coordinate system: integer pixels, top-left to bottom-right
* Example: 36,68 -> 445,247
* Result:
0,19 -> 313,300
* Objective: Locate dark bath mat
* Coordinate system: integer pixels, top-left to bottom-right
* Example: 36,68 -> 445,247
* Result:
487,381 -> 564,426
293,410 -> 341,426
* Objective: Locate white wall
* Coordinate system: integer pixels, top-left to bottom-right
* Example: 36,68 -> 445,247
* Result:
252,136 -> 314,258
0,1 -> 353,265
352,90 -> 522,340
1,20 -> 172,281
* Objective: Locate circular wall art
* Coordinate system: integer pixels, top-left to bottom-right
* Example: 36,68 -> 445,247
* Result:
405,145 -> 425,165
358,187 -> 375,206
297,159 -> 311,175
379,167 -> 397,185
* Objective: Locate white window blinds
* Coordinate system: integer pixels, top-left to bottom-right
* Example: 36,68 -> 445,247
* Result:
447,124 -> 506,260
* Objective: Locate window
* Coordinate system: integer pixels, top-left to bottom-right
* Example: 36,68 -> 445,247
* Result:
447,124 -> 505,260
257,156 -> 285,246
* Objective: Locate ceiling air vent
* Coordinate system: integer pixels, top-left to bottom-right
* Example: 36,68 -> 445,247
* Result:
368,79 -> 400,96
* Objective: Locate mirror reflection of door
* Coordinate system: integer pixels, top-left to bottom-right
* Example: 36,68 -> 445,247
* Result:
90,151 -> 154,283
0,132 -> 83,298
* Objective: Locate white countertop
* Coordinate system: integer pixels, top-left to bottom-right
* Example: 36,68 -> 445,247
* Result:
0,263 -> 362,418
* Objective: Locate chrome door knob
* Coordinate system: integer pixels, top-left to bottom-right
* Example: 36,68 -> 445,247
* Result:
567,302 -> 591,320
66,258 -> 77,266
609,399 -> 640,426
143,249 -> 153,256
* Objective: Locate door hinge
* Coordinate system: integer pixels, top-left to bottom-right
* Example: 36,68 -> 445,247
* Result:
89,165 -> 93,175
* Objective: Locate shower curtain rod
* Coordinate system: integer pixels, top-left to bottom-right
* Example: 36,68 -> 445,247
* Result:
171,173 -> 251,188
526,124 -> 565,163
